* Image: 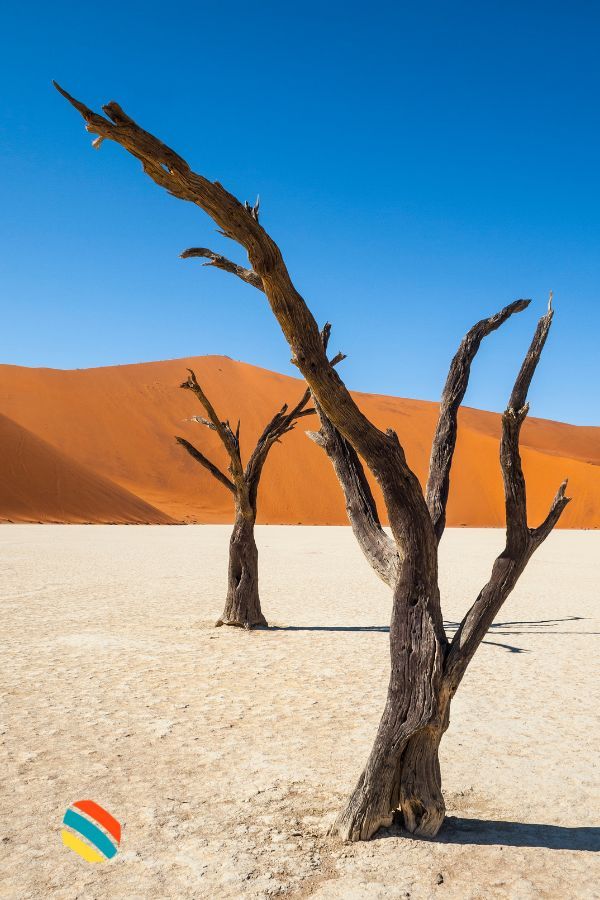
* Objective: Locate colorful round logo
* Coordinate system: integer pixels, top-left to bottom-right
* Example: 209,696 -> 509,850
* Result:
61,800 -> 121,863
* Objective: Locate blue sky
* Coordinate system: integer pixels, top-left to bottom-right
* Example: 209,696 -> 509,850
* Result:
1,1 -> 599,425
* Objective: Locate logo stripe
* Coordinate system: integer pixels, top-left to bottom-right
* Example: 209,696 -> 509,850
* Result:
61,829 -> 106,864
73,799 -> 121,843
62,809 -> 118,859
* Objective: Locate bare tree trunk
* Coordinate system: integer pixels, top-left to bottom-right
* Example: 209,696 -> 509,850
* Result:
398,691 -> 450,835
217,509 -> 267,629
334,555 -> 446,840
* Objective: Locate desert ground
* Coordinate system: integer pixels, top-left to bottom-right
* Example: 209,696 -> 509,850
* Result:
1,525 -> 598,899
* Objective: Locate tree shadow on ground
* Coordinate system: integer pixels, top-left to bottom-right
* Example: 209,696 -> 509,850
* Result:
271,617 -> 592,654
374,815 -> 600,851
271,625 -> 389,633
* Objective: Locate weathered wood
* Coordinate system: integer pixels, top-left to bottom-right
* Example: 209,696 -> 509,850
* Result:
426,299 -> 531,542
181,247 -> 263,290
217,509 -> 266,628
177,367 -> 313,627
57,86 -> 572,843
306,408 -> 399,587
53,83 -> 436,566
444,296 -> 570,691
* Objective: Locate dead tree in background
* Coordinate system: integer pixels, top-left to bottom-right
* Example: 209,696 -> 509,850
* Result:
177,369 -> 313,628
56,83 -> 571,841
175,369 -> 314,628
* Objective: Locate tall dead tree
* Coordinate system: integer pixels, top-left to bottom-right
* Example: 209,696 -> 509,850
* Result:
56,83 -> 571,841
176,369 -> 313,629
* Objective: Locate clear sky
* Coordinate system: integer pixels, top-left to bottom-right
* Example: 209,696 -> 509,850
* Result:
2,1 -> 599,425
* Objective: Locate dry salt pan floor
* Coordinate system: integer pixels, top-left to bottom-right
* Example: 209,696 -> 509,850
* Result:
1,526 -> 599,899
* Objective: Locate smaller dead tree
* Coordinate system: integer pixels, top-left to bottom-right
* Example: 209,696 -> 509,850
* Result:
176,368 -> 314,628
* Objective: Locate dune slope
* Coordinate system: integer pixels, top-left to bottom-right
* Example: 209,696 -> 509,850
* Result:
0,357 -> 597,526
0,413 -> 175,524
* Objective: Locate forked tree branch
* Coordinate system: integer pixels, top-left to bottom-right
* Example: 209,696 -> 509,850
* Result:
180,245 -> 535,583
190,219 -> 400,582
426,298 -> 531,542
443,298 -> 571,692
245,388 -> 315,489
502,298 -> 556,557
178,365 -> 314,510
180,368 -> 243,482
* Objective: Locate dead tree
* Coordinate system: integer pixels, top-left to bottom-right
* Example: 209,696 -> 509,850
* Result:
56,83 -> 571,841
176,368 -> 313,628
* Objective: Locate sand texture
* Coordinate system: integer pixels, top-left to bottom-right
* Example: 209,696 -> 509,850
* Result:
1,525 -> 598,898
1,356 -> 598,526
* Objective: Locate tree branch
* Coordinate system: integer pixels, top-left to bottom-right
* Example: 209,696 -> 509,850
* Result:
180,247 -> 263,291
426,298 -> 531,542
180,368 -> 243,480
443,298 -> 571,693
245,388 -> 315,489
306,412 -> 400,587
181,250 -> 350,374
189,415 -> 217,430
304,322 -> 399,586
182,254 -> 389,583
531,478 -> 570,543
174,436 -> 236,493
502,298 -> 555,557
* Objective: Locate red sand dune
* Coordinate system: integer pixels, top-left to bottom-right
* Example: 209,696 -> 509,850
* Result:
0,413 -> 174,524
0,356 -> 598,527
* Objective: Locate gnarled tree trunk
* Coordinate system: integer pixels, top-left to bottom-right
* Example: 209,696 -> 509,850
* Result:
218,507 -> 266,628
333,525 -> 446,840
397,689 -> 450,835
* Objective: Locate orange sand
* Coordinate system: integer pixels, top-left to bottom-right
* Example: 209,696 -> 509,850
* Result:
0,413 -> 174,524
0,356 -> 597,526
